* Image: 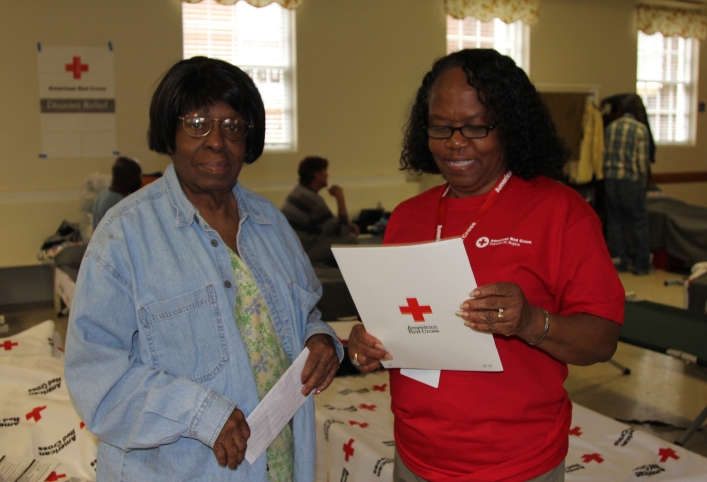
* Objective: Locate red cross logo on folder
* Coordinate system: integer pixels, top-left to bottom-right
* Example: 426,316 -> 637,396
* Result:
65,56 -> 89,79
399,298 -> 432,322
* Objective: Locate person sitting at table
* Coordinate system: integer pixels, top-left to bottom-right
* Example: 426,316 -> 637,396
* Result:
348,49 -> 625,482
91,156 -> 142,230
281,156 -> 359,266
65,56 -> 342,481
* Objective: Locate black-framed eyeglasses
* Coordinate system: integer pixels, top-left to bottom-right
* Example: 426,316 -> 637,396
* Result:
426,123 -> 498,140
178,114 -> 251,141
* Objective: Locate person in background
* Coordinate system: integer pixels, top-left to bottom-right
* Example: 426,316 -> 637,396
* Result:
65,56 -> 341,481
348,49 -> 624,482
281,156 -> 359,266
91,156 -> 142,229
603,93 -> 653,275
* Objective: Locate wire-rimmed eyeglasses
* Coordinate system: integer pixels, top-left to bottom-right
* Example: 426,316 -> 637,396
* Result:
426,123 -> 498,140
178,114 -> 251,141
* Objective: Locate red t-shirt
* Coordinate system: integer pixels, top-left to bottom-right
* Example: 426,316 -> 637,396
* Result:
384,175 -> 624,481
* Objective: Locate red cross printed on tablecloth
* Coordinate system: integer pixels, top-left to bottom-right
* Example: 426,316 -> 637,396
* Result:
372,384 -> 387,392
348,421 -> 369,428
45,472 -> 66,481
343,438 -> 355,461
658,447 -> 680,462
359,404 -> 376,411
26,406 -> 47,422
581,453 -> 604,464
1,340 -> 18,351
65,56 -> 89,79
568,426 -> 582,436
399,298 -> 432,322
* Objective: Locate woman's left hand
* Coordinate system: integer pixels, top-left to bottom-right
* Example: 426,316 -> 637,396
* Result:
301,334 -> 340,396
456,282 -> 539,340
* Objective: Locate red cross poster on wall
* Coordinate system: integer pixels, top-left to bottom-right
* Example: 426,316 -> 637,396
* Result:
37,43 -> 117,158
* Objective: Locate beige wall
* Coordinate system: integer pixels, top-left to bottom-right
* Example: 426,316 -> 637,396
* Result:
1,0 -> 705,268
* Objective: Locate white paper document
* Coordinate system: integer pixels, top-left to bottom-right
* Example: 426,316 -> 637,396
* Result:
0,457 -> 57,482
245,347 -> 310,464
331,238 -> 503,373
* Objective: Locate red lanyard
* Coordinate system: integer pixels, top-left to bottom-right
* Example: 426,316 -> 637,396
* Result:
435,171 -> 513,242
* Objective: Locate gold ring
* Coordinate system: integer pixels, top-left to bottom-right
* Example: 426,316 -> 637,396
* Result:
352,353 -> 360,367
498,308 -> 504,320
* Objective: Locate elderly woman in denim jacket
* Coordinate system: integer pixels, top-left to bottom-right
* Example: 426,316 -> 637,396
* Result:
65,57 -> 341,482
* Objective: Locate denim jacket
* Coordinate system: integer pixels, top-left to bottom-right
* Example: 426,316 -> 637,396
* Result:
65,164 -> 343,481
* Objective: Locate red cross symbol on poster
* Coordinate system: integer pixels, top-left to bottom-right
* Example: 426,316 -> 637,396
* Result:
65,56 -> 89,79
26,405 -> 47,422
343,438 -> 355,461
399,298 -> 432,322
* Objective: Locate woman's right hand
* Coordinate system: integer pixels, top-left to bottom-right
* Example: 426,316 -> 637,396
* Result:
213,408 -> 250,469
348,323 -> 391,373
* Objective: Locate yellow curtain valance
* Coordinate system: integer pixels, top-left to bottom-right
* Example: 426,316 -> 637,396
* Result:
637,4 -> 707,40
444,0 -> 539,25
182,0 -> 301,8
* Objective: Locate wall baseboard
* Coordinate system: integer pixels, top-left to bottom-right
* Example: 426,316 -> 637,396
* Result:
651,172 -> 707,184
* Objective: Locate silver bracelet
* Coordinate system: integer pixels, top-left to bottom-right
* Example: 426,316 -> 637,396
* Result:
528,308 -> 550,345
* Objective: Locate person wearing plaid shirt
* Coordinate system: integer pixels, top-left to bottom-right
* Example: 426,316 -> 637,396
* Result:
603,94 -> 652,275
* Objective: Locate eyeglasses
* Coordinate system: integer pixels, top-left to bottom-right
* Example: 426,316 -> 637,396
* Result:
426,124 -> 498,140
178,114 -> 251,141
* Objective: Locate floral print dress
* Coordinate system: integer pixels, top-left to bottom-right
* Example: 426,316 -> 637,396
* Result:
227,247 -> 294,482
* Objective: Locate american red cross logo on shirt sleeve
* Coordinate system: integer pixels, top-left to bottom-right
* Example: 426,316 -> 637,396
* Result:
399,298 -> 432,322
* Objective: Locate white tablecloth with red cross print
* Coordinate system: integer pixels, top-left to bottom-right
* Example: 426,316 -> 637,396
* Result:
314,370 -> 707,482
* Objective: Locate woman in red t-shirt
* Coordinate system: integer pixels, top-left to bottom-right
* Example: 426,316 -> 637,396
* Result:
347,49 -> 624,482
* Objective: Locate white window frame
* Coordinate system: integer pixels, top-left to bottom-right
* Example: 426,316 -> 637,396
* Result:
182,0 -> 297,151
637,31 -> 698,145
446,16 -> 530,73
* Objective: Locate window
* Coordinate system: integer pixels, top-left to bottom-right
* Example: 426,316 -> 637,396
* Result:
183,0 -> 296,150
446,16 -> 529,72
637,31 -> 698,144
